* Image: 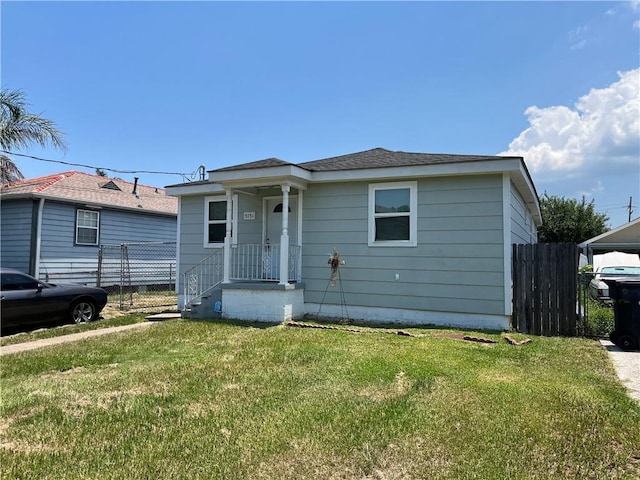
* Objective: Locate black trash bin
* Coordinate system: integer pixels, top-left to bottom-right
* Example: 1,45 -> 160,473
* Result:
604,277 -> 640,351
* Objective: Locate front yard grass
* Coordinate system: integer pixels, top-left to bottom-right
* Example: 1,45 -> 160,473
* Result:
0,314 -> 148,347
1,320 -> 639,479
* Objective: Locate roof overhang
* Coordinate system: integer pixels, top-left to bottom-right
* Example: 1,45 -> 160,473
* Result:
579,217 -> 640,248
165,181 -> 225,197
212,164 -> 311,190
164,157 -> 541,225
166,165 -> 311,195
309,158 -> 541,226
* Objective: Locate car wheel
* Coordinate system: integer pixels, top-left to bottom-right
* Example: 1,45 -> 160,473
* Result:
70,300 -> 97,323
617,335 -> 638,352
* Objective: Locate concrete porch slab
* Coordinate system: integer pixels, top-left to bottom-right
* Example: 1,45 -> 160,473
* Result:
145,312 -> 182,322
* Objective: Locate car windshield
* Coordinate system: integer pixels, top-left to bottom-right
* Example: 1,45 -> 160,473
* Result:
600,266 -> 640,276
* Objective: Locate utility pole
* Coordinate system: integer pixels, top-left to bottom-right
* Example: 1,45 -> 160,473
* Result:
629,196 -> 633,222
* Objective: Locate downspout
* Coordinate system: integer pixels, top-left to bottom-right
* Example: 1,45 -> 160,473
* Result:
34,197 -> 45,279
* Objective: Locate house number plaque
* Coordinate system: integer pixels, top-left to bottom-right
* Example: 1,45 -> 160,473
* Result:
243,212 -> 256,221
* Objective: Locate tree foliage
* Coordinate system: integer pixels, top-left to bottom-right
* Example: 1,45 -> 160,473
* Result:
538,193 -> 609,244
0,89 -> 66,183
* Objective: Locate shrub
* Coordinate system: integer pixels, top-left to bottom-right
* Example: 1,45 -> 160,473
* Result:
584,300 -> 614,337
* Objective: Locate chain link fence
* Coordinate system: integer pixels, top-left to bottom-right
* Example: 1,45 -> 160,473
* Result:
577,272 -> 614,338
98,242 -> 177,310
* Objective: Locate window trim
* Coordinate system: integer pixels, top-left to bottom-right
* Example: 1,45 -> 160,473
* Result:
75,209 -> 100,246
204,195 -> 238,248
368,181 -> 417,247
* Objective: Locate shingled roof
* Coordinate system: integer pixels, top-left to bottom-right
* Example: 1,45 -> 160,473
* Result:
298,148 -> 519,171
207,148 -> 521,174
0,171 -> 177,215
210,157 -> 294,173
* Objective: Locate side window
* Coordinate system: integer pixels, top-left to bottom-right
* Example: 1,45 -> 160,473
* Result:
76,209 -> 100,245
204,196 -> 237,247
0,273 -> 39,291
368,181 -> 417,246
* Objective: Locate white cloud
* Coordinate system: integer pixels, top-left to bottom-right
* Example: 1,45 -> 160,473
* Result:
577,180 -> 605,199
568,25 -> 589,50
634,19 -> 640,29
500,69 -> 640,181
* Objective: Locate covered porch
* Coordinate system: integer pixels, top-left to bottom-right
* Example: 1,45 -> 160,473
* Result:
180,165 -> 310,322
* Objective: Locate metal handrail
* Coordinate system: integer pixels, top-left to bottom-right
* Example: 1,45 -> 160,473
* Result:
182,249 -> 224,309
182,244 -> 302,310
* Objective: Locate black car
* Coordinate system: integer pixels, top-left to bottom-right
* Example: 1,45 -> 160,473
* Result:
0,268 -> 108,334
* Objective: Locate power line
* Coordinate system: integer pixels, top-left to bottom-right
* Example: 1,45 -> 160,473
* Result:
1,150 -> 191,179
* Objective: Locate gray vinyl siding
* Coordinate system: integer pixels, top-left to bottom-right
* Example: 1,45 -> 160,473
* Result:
100,209 -> 176,244
510,182 -> 537,244
37,200 -> 176,282
302,175 -> 506,316
177,190 -> 277,290
178,195 -> 213,279
0,199 -> 34,273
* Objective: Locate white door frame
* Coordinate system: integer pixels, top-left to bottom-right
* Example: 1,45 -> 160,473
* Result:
262,195 -> 299,245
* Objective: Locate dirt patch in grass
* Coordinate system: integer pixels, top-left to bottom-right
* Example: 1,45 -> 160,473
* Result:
102,292 -> 177,318
359,371 -> 413,402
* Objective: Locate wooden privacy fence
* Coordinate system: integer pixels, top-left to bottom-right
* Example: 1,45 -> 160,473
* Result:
512,243 -> 579,336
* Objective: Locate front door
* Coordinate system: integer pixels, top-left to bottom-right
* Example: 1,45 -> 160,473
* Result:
264,197 -> 297,279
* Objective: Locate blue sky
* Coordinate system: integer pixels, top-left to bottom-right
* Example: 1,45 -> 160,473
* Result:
2,1 -> 639,228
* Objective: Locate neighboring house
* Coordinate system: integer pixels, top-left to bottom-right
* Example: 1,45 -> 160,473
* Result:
579,217 -> 640,262
166,148 -> 541,330
0,171 -> 178,285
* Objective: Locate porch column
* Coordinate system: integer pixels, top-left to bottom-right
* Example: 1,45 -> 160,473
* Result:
223,188 -> 232,283
279,184 -> 290,285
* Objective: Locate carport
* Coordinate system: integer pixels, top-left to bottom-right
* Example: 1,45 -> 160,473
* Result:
580,218 -> 640,263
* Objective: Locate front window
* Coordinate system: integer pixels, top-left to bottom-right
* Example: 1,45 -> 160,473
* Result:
76,209 -> 99,245
368,181 -> 417,246
204,195 -> 237,247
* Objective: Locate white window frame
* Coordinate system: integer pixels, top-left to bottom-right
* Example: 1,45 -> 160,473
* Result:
204,195 -> 238,248
368,181 -> 417,247
75,209 -> 100,246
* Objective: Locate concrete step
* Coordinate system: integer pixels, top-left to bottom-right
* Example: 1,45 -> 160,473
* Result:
146,312 -> 182,322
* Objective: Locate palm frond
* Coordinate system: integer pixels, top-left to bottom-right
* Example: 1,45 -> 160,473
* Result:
0,155 -> 25,184
0,89 -> 67,152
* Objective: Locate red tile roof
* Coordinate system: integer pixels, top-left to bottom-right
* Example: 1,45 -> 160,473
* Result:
0,171 -> 177,215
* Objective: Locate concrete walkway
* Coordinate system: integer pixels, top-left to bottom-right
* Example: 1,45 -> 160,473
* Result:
0,322 -> 155,356
600,340 -> 640,402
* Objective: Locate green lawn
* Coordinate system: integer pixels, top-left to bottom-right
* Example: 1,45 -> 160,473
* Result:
0,314 -> 147,347
1,320 -> 639,479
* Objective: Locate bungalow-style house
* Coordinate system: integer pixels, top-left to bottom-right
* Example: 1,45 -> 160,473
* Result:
166,148 -> 541,330
0,171 -> 178,284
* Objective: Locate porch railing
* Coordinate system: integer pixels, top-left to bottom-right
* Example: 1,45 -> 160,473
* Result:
182,249 -> 224,308
230,243 -> 301,282
182,244 -> 302,310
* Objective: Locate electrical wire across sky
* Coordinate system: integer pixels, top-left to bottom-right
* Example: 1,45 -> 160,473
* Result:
1,150 -> 195,181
